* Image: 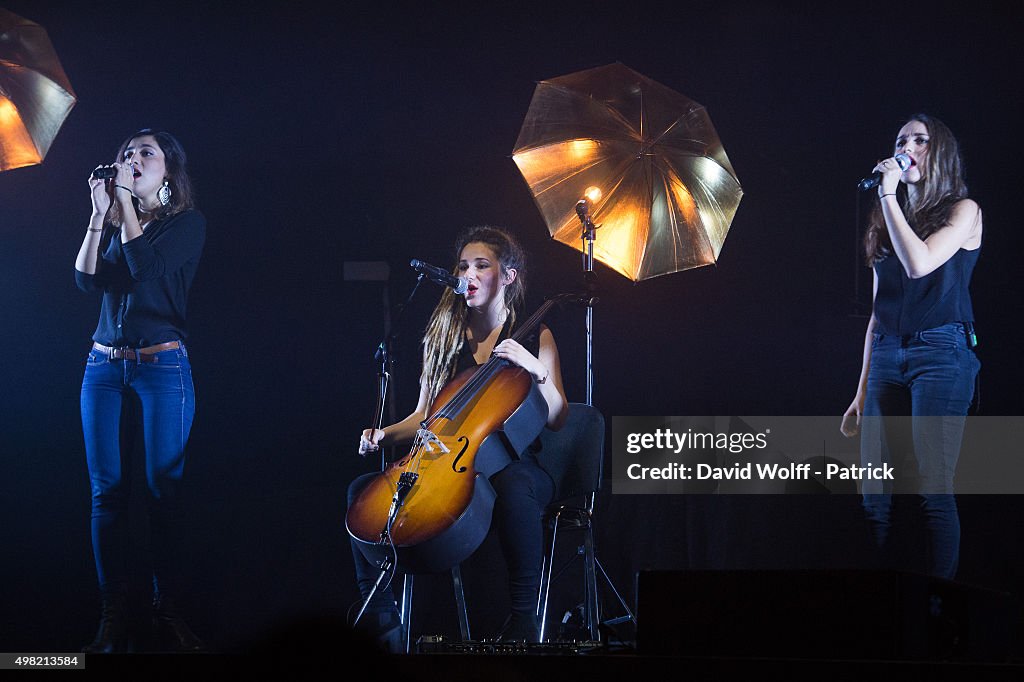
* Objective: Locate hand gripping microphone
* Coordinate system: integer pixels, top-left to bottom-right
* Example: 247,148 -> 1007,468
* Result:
858,153 -> 914,191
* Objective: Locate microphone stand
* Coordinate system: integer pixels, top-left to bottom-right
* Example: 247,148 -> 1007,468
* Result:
542,198 -> 634,644
575,200 -> 599,407
366,274 -> 427,471
353,273 -> 429,628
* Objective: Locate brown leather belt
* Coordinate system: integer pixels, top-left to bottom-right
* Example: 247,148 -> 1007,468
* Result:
93,341 -> 180,363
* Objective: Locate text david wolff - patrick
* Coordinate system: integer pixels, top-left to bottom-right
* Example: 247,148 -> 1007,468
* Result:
626,462 -> 894,481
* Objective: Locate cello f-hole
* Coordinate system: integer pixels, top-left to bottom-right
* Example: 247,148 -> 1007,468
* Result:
451,436 -> 471,473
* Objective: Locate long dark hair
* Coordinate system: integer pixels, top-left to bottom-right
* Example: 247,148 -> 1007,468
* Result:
864,114 -> 969,264
420,226 -> 527,406
107,129 -> 196,225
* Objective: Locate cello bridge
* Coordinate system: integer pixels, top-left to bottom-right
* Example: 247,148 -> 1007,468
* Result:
416,428 -> 450,454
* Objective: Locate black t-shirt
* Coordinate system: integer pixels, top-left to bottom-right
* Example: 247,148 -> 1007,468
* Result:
76,209 -> 206,347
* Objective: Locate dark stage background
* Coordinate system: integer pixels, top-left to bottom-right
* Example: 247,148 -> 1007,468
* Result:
2,1 -> 1023,654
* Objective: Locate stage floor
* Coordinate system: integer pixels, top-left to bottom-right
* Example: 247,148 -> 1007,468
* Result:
78,650 -> 1024,680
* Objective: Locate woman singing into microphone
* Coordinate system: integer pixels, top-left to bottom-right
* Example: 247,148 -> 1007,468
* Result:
75,129 -> 205,652
350,226 -> 568,649
842,114 -> 982,579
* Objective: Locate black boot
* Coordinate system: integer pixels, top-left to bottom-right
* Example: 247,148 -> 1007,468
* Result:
83,594 -> 130,654
353,607 -> 405,654
152,595 -> 204,652
500,611 -> 540,642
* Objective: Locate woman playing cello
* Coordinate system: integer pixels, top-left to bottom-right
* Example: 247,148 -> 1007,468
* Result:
350,225 -> 567,648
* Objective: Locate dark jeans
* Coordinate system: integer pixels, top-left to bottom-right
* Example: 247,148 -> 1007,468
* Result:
80,344 -> 195,597
860,323 -> 979,579
348,457 -> 554,617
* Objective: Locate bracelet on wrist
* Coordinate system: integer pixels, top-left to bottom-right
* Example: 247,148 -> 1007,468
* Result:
114,184 -> 133,194
87,227 -> 102,232
535,369 -> 549,385
879,193 -> 896,198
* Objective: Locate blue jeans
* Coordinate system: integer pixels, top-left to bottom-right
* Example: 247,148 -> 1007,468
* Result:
80,344 -> 195,597
860,323 -> 980,579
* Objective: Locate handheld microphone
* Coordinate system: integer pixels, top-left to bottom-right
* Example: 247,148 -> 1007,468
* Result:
858,153 -> 913,191
91,167 -> 117,180
410,259 -> 468,295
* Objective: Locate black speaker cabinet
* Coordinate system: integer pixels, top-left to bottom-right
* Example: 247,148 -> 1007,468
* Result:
637,570 -> 1013,662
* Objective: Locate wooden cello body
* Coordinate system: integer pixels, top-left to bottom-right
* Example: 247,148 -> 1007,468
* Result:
346,298 -> 565,574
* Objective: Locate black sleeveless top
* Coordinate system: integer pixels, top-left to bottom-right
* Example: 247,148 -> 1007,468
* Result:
453,317 -> 540,374
873,247 -> 979,335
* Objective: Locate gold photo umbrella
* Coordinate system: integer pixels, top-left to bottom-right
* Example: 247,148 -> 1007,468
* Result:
512,62 -> 742,282
0,8 -> 76,172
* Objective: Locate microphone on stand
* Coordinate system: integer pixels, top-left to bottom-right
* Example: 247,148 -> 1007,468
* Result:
410,259 -> 468,295
858,153 -> 914,191
576,198 -> 591,220
575,186 -> 603,222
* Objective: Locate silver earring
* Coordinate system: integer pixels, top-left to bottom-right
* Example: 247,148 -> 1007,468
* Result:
157,180 -> 171,206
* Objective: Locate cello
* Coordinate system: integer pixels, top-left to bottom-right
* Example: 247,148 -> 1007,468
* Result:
346,294 -> 572,574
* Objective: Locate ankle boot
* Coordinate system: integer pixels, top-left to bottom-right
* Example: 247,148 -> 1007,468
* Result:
354,607 -> 405,654
500,611 -> 540,642
152,595 -> 204,652
82,594 -> 130,654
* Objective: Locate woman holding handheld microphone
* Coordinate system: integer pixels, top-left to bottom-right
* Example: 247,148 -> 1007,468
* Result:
75,129 -> 205,652
842,114 -> 982,579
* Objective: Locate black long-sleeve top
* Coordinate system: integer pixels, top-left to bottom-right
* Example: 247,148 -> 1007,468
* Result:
75,209 -> 206,347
